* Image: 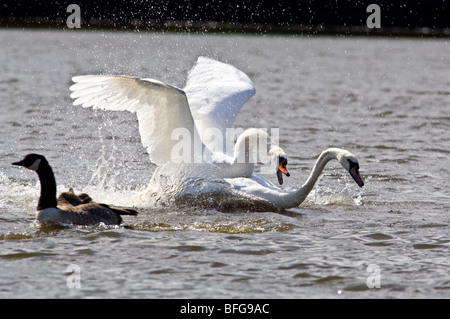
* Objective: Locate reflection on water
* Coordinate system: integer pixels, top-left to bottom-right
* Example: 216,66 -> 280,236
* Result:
0,29 -> 449,298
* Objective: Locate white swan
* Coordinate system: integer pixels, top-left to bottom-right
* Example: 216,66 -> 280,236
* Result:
69,57 -> 364,210
226,148 -> 364,210
12,154 -> 138,225
142,147 -> 363,211
69,56 -> 290,184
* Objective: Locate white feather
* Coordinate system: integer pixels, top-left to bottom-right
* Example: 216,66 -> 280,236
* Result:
69,57 -> 255,166
70,75 -> 202,166
184,57 -> 255,154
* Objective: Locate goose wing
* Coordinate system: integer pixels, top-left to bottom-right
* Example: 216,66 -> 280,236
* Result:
70,75 -> 204,165
98,203 -> 139,216
184,57 -> 256,155
56,202 -> 137,225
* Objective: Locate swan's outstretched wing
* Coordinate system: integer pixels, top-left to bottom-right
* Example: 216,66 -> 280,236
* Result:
184,57 -> 256,155
70,75 -> 203,165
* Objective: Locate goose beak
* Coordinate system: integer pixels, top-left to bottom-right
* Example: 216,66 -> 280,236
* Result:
276,163 -> 290,185
349,166 -> 364,187
12,160 -> 26,167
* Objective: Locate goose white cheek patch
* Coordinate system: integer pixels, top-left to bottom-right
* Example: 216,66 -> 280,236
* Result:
28,159 -> 41,171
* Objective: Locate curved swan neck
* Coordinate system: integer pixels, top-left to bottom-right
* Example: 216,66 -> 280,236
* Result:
301,149 -> 337,192
232,129 -> 273,164
35,160 -> 58,210
282,149 -> 338,208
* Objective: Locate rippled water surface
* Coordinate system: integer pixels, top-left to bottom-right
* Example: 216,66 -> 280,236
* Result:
0,29 -> 449,298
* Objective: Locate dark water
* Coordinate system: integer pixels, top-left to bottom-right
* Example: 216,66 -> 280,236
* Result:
0,29 -> 449,298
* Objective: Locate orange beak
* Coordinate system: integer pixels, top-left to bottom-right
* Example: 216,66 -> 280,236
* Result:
276,162 -> 290,185
278,163 -> 289,176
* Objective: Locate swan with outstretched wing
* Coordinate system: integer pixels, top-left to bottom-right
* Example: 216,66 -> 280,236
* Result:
70,57 -> 290,183
70,57 -> 364,210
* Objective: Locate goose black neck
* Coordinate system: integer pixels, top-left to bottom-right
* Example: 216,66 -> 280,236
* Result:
35,160 -> 58,210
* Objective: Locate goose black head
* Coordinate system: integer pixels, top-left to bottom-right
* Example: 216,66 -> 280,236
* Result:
12,154 -> 47,172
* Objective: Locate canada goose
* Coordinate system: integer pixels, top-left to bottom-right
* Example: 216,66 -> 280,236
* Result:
12,154 -> 138,226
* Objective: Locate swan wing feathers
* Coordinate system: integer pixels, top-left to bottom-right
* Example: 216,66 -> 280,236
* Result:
184,57 -> 256,153
70,75 -> 202,165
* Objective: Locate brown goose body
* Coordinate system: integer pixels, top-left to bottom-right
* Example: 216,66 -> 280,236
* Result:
12,154 -> 138,226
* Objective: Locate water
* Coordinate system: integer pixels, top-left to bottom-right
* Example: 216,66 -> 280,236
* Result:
0,29 -> 449,299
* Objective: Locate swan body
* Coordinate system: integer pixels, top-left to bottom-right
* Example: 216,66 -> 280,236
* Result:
69,57 -> 289,183
12,154 -> 138,226
143,148 -> 363,211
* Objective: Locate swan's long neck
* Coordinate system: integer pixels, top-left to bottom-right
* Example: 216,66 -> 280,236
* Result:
35,161 -> 58,210
282,149 -> 338,208
218,129 -> 276,178
232,129 -> 274,164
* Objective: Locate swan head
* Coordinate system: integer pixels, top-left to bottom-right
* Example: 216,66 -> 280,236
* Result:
334,149 -> 364,187
12,153 -> 47,172
269,147 -> 290,185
